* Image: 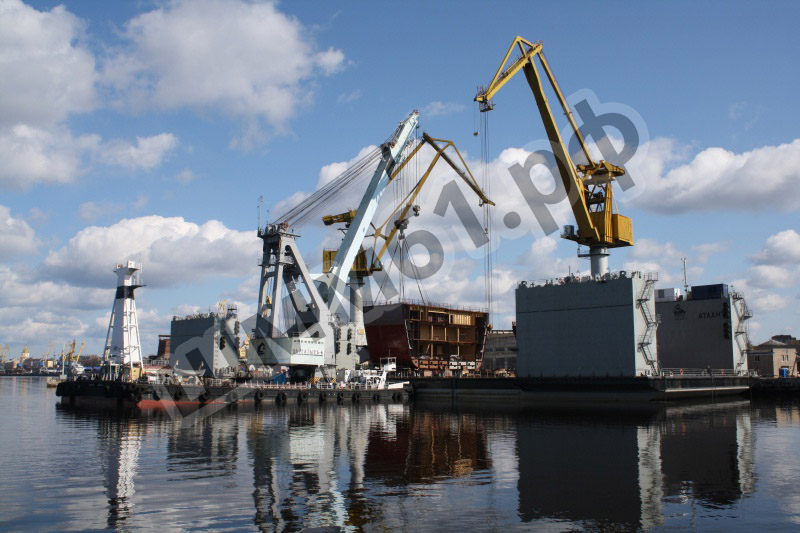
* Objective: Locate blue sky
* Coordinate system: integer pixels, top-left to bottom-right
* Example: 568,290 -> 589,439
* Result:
1,0 -> 799,358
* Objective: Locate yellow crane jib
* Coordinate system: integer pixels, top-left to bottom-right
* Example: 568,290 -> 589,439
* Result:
476,36 -> 632,276
322,210 -> 358,226
322,133 -> 494,275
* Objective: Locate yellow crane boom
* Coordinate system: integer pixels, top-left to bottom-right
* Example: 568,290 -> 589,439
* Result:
323,133 -> 494,272
476,36 -> 632,276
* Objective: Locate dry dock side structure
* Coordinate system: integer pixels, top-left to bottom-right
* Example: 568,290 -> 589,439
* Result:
515,271 -> 660,378
655,284 -> 751,374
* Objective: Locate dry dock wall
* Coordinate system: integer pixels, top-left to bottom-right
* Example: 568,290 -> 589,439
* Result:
515,274 -> 658,378
656,295 -> 748,371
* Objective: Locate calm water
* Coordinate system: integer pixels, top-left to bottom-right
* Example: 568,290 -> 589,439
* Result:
2,378 -> 800,531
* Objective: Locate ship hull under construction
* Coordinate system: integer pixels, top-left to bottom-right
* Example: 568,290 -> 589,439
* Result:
364,301 -> 489,376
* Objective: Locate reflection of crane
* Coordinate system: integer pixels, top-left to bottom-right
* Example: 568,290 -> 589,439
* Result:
475,37 -> 633,276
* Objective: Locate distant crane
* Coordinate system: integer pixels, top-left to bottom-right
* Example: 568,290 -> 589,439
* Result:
475,37 -> 633,277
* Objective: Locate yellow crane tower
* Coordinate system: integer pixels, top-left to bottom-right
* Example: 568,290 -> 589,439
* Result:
475,37 -> 633,277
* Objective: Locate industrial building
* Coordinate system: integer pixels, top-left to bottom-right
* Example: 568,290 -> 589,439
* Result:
170,305 -> 242,378
364,300 -> 489,376
515,271 -> 659,378
482,329 -> 517,373
655,284 -> 750,374
748,337 -> 798,377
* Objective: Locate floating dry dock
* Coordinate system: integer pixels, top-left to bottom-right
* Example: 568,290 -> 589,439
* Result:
408,374 -> 754,403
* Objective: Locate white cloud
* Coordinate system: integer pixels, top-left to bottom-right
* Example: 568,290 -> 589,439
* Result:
0,205 -> 41,256
692,242 -> 727,264
132,194 -> 149,210
103,0 -> 345,136
731,278 -> 790,314
337,89 -> 362,105
751,229 -> 800,265
0,265 -> 108,310
630,138 -> 800,212
748,265 -> 797,289
42,215 -> 261,288
176,169 -> 196,184
0,0 -> 97,128
78,201 -> 120,223
0,124 -> 99,189
628,238 -> 683,266
98,133 -> 179,170
423,101 -> 465,117
0,309 -> 88,347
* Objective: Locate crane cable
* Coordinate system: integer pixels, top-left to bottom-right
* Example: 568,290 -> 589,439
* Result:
481,109 -> 494,323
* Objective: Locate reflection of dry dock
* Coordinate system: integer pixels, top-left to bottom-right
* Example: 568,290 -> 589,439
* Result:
56,380 -> 407,409
408,375 -> 754,403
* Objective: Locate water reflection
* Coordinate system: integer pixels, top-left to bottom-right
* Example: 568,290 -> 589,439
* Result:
514,401 -> 754,529
49,399 -> 762,530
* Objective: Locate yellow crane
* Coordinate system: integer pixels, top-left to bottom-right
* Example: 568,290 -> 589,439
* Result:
323,133 -> 494,273
475,36 -> 632,276
1,344 -> 8,366
73,341 -> 85,363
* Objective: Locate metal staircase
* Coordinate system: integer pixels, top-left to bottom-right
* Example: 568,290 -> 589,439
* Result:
732,291 -> 752,375
636,273 -> 661,375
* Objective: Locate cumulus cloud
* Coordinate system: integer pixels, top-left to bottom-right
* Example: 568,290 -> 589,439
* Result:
0,205 -> 41,257
42,215 -> 261,288
751,229 -> 800,266
0,0 -> 97,128
103,0 -> 345,138
97,133 -> 179,170
629,138 -> 800,212
0,124 -> 99,188
0,265 -> 108,310
748,265 -> 796,289
0,309 -> 88,346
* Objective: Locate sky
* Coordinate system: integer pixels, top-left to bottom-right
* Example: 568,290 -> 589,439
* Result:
1,0 -> 799,359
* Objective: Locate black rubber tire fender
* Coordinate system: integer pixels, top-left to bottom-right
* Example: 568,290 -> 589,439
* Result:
173,388 -> 184,401
352,393 -> 361,404
336,392 -> 344,404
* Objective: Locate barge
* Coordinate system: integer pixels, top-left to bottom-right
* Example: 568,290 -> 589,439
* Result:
56,379 -> 407,409
408,374 -> 755,404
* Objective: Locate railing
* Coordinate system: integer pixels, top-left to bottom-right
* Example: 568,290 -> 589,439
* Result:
660,368 -> 754,377
519,270 -> 658,289
363,298 -> 488,313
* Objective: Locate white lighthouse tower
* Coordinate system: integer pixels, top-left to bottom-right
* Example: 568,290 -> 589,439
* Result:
103,261 -> 144,375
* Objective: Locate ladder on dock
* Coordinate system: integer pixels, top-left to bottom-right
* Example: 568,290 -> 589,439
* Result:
637,273 -> 661,375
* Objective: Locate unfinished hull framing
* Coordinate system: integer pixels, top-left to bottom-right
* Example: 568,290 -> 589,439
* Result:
364,301 -> 489,375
